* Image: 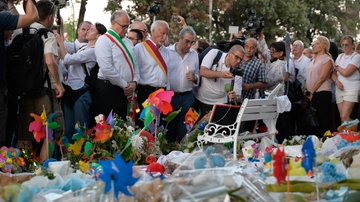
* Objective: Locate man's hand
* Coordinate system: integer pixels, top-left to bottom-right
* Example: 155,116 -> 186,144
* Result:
176,15 -> 187,28
221,71 -> 234,78
123,82 -> 136,96
55,83 -> 64,98
186,72 -> 195,81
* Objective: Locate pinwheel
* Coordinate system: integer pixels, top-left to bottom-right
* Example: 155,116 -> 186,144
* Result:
140,89 -> 174,130
98,153 -> 139,197
338,130 -> 360,143
184,108 -> 199,130
28,105 -> 60,143
273,147 -> 287,185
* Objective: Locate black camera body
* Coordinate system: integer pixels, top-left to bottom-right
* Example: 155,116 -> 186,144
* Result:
148,1 -> 162,15
245,8 -> 265,39
230,67 -> 243,77
52,0 -> 68,9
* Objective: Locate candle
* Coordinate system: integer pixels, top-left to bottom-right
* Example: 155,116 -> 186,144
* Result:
186,65 -> 189,72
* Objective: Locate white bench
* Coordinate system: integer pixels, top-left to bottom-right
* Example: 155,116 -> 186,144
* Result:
197,84 -> 283,160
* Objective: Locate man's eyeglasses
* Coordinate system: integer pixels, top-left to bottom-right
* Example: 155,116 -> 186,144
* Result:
293,44 -> 301,48
114,20 -> 129,29
231,52 -> 243,61
341,44 -> 350,47
182,38 -> 195,45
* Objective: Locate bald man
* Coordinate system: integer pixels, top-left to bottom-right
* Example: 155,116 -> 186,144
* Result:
129,21 -> 148,41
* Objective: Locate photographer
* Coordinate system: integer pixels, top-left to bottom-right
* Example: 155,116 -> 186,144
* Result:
193,45 -> 244,118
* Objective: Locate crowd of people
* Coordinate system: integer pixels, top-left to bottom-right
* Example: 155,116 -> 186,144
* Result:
1,0 -> 360,163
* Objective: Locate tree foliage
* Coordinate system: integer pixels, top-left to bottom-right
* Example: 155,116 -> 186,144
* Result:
105,0 -> 360,47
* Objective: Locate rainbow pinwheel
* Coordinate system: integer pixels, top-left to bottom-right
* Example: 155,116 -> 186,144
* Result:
98,152 -> 139,197
184,108 -> 199,130
28,106 -> 60,142
140,89 -> 174,129
93,110 -> 115,143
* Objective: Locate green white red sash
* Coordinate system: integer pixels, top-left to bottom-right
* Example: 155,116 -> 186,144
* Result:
142,40 -> 168,79
104,30 -> 135,80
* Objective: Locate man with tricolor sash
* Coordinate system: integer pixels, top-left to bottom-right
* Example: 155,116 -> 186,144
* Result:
134,20 -> 170,128
94,10 -> 138,121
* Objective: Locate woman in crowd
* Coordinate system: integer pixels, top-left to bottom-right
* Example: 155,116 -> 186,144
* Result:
265,41 -> 286,96
56,23 -> 107,142
305,36 -> 333,137
331,35 -> 360,124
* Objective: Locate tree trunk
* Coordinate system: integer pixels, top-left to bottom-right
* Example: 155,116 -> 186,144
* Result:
76,0 -> 88,39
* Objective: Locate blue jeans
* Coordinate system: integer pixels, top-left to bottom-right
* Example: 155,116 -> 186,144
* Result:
64,90 -> 92,143
166,92 -> 194,142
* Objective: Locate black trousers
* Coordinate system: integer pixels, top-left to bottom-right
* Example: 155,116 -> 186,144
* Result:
311,91 -> 332,137
95,80 -> 128,122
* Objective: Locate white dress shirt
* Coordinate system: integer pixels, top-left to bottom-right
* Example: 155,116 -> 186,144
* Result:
167,43 -> 199,93
64,39 -> 87,54
95,30 -> 138,88
63,45 -> 96,90
134,39 -> 170,89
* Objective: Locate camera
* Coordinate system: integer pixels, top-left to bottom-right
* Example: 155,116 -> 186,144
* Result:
52,0 -> 69,9
245,8 -> 265,39
147,1 -> 162,15
230,67 -> 243,77
172,15 -> 179,22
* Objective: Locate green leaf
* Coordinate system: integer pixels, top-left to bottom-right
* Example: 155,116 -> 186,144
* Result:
72,133 -> 83,141
163,108 -> 181,124
84,141 -> 93,158
48,142 -> 53,157
48,122 -> 60,129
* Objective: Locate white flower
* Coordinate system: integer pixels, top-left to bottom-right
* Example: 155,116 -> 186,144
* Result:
183,149 -> 189,153
95,114 -> 105,124
131,135 -> 144,151
187,142 -> 194,148
127,125 -> 135,133
111,140 -> 118,150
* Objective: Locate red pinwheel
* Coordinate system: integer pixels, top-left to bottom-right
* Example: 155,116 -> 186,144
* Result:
273,147 -> 287,185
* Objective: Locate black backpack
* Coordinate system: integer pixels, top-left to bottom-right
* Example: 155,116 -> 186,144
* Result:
6,27 -> 51,98
198,45 -> 223,86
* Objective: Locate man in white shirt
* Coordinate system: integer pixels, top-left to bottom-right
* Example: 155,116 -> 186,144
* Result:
167,26 -> 199,142
64,21 -> 91,53
193,45 -> 244,117
289,40 -> 311,135
95,10 -> 138,121
133,20 -> 170,127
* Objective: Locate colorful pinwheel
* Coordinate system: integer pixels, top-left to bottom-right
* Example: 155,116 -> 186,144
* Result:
98,153 -> 139,197
184,108 -> 199,130
28,106 -> 60,142
140,89 -> 174,130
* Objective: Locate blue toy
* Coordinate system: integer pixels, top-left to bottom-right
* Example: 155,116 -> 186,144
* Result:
301,136 -> 316,176
194,146 -> 225,169
321,162 -> 346,183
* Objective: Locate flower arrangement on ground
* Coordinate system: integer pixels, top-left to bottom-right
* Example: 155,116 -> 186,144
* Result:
63,89 -> 183,171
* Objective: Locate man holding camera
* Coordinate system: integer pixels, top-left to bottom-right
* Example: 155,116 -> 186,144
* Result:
193,45 -> 244,118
